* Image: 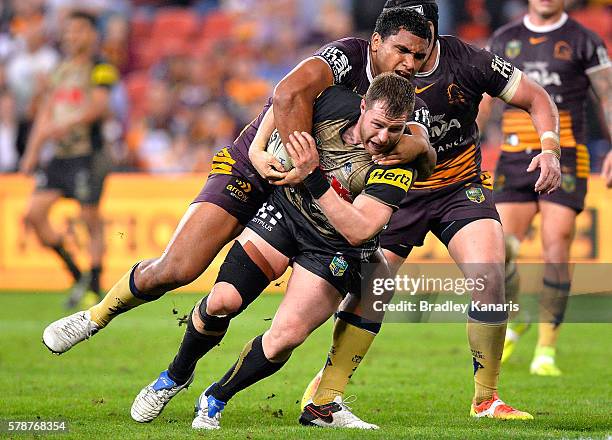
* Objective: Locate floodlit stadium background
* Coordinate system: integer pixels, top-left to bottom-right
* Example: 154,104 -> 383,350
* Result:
0,0 -> 610,291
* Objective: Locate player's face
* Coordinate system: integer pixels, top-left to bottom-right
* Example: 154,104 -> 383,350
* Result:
62,18 -> 97,56
528,0 -> 565,18
371,29 -> 429,79
359,100 -> 407,155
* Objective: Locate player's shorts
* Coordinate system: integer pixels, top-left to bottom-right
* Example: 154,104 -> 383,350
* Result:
493,148 -> 588,213
34,152 -> 110,205
193,145 -> 272,225
246,190 -> 363,297
380,176 -> 500,256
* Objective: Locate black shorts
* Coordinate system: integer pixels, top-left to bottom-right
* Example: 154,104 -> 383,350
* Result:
193,146 -> 271,225
34,152 -> 110,205
246,190 -> 363,297
380,176 -> 500,255
493,147 -> 588,213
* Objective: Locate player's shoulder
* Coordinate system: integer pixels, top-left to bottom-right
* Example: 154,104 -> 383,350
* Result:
440,35 -> 489,60
314,85 -> 361,122
490,18 -> 524,42
91,56 -> 119,87
564,16 -> 606,44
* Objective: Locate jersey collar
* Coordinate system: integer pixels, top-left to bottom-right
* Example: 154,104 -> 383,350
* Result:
523,12 -> 568,33
416,40 -> 441,78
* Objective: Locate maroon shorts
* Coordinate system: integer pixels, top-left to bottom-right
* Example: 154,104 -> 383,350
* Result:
493,148 -> 588,213
193,145 -> 271,225
380,177 -> 500,252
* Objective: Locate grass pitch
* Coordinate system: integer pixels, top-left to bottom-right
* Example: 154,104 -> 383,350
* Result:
1,292 -> 610,439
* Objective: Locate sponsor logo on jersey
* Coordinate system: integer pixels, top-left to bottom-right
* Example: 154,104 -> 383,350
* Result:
447,83 -> 466,105
366,168 -> 413,191
561,174 -> 576,193
251,202 -> 282,232
329,255 -> 348,277
505,40 -> 522,59
529,36 -> 548,45
430,113 -> 462,141
319,46 -> 352,83
343,162 -> 353,175
225,178 -> 252,203
466,187 -> 485,203
524,61 -> 562,87
554,41 -> 572,61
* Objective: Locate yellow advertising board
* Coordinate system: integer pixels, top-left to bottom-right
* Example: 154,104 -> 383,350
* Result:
0,174 -> 610,292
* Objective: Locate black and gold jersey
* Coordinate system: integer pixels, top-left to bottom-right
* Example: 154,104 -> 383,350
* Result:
48,57 -> 118,158
489,13 -> 610,178
280,86 -> 415,248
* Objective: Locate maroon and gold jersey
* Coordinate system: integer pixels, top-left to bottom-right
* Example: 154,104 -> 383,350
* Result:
489,13 -> 610,178
410,36 -> 521,189
227,37 -> 430,173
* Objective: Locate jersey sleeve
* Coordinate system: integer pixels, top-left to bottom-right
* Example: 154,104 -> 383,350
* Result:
90,61 -> 120,88
406,96 -> 430,135
579,29 -> 611,75
362,164 -> 415,210
313,39 -> 363,86
463,44 -> 521,101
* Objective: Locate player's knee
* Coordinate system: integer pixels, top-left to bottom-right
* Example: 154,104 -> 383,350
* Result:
471,263 -> 505,303
206,283 -> 243,316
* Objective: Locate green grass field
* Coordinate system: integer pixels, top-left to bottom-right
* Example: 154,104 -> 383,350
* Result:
1,292 -> 610,439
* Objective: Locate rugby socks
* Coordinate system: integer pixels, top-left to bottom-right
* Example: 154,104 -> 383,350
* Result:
467,319 -> 507,404
312,312 -> 379,406
505,262 -> 520,319
51,242 -> 82,281
207,335 -> 288,403
168,300 -> 230,385
88,263 -> 153,328
537,279 -> 570,349
89,265 -> 102,295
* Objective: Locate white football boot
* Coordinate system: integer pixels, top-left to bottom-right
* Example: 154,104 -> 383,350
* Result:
131,370 -> 194,423
42,310 -> 99,354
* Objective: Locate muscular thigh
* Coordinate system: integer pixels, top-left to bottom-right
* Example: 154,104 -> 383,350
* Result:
496,202 -> 538,240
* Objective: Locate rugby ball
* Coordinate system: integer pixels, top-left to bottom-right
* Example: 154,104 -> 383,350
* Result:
266,129 -> 294,171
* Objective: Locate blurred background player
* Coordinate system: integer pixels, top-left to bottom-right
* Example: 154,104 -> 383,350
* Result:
481,0 -> 611,376
19,11 -> 118,308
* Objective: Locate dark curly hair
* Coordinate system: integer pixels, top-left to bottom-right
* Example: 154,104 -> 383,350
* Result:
383,0 -> 439,42
374,6 -> 432,43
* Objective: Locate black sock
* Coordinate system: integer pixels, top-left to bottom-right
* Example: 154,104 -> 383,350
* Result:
89,266 -> 102,294
167,307 -> 230,385
207,335 -> 288,403
51,243 -> 81,281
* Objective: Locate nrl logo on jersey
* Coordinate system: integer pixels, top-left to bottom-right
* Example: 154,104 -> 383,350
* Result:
505,40 -> 521,59
329,255 -> 349,277
430,113 -> 462,141
524,61 -> 561,87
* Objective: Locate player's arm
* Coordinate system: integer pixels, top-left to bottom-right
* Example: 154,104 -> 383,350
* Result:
589,66 -> 612,187
248,105 -> 287,181
504,72 -> 561,193
588,66 -> 612,142
287,131 -> 410,246
20,94 -> 53,174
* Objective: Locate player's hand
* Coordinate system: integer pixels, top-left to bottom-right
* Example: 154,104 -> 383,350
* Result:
19,154 -> 38,175
602,150 -> 612,188
250,148 -> 288,182
527,151 -> 561,194
278,131 -> 319,186
372,134 -> 422,166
